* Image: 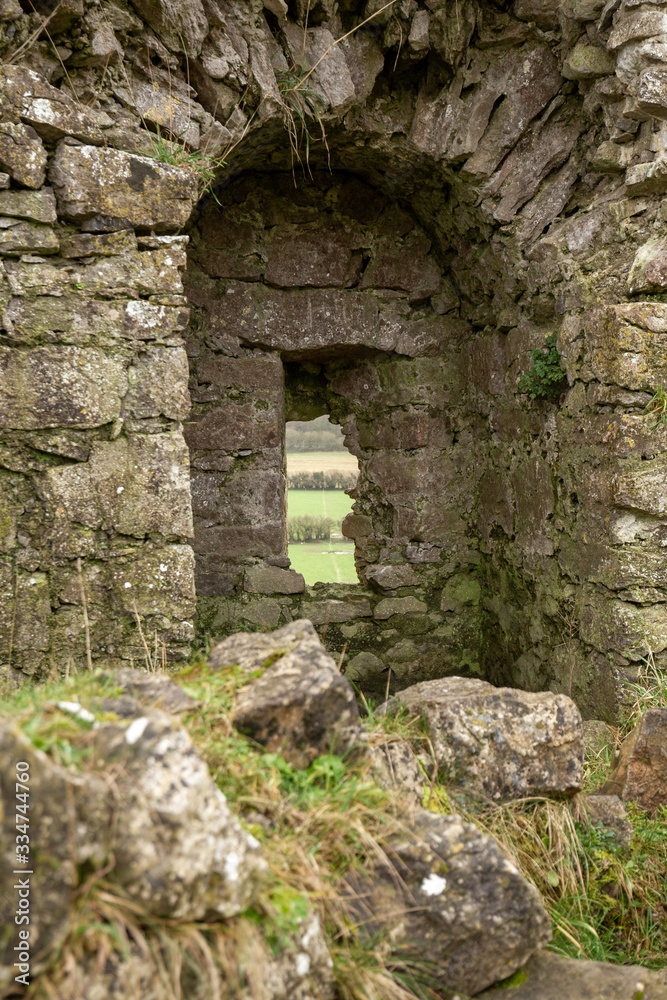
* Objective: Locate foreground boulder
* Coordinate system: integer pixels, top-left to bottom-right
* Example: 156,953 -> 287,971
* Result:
91,710 -> 266,919
0,706 -> 266,988
393,677 -> 583,801
478,949 -> 667,999
211,620 -> 364,768
601,708 -> 667,816
345,809 -> 551,997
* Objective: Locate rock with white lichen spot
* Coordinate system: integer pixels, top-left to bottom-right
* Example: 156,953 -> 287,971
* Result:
344,809 -> 551,997
91,710 -> 266,919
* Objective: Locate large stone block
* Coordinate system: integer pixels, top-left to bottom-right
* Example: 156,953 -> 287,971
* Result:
123,346 -> 190,421
346,809 -> 551,996
478,950 -> 667,999
0,186 -> 56,223
190,468 -> 282,527
1,66 -> 114,143
108,545 -> 196,617
583,303 -> 667,389
627,238 -> 667,293
194,523 -> 284,559
394,677 -> 583,800
0,122 -> 46,187
602,708 -> 667,816
39,432 -> 193,541
220,620 -> 361,767
0,346 -> 126,429
50,144 -> 197,231
579,590 -> 667,660
244,565 -> 305,595
184,400 -> 281,451
613,454 -> 667,516
211,282 -> 444,358
2,295 -> 189,346
0,219 -> 58,255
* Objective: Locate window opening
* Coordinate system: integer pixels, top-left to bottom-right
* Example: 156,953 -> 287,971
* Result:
286,415 -> 358,584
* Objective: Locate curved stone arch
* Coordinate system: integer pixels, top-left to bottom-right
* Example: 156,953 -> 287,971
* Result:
1,0 -> 666,717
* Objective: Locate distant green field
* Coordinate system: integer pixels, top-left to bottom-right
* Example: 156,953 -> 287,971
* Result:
288,486 -> 356,585
288,540 -> 357,584
288,488 -> 353,523
286,451 -> 358,474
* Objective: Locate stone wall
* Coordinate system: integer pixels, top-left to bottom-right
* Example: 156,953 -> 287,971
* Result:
3,0 -> 667,717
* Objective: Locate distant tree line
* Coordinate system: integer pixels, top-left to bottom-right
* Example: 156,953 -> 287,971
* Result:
286,415 -> 346,452
288,515 -> 333,542
288,470 -> 357,490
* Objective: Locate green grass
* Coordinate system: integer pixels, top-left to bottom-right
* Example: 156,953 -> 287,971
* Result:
289,539 -> 356,584
288,489 -> 356,584
288,488 -> 354,522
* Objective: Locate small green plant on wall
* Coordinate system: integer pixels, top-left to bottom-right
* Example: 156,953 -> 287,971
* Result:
646,385 -> 667,426
518,333 -> 567,400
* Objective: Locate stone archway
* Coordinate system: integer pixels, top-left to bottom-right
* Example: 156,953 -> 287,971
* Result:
0,0 -> 666,720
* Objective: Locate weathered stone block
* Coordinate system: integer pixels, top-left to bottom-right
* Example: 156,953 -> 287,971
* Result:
128,0 -> 208,58
627,237 -> 667,293
1,66 -> 113,143
583,794 -> 633,847
365,564 -> 418,589
1,295 -> 188,346
583,303 -> 667,389
374,596 -> 428,620
0,122 -> 46,187
244,565 -> 305,595
562,42 -> 615,79
360,230 -> 441,302
341,513 -> 372,538
191,468 -> 282,527
184,400 -> 281,451
0,722 -> 110,988
346,809 -> 551,996
0,346 -> 126,429
0,219 -> 57,255
39,432 -> 193,541
225,620 -> 362,767
50,144 -> 197,231
601,708 -> 667,816
194,523 -> 284,559
395,677 -> 583,800
637,65 -> 667,120
0,186 -> 56,223
626,158 -> 667,196
60,229 -> 138,258
614,454 -> 667,516
91,712 -> 266,919
301,598 -> 372,625
478,950 -> 667,999
0,565 -> 50,658
123,347 -> 190,421
265,227 -> 354,287
108,545 -> 196,617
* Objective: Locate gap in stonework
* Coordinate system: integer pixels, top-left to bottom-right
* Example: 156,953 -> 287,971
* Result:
286,415 -> 358,585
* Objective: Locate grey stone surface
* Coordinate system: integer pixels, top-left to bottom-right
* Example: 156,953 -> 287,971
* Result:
211,620 -> 362,768
346,809 -> 551,996
601,709 -> 667,816
50,144 -> 198,230
91,711 -> 266,919
583,794 -> 633,847
478,949 -> 667,999
395,678 -> 583,801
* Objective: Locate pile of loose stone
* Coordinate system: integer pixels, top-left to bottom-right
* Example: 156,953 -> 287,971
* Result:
1,620 -> 666,999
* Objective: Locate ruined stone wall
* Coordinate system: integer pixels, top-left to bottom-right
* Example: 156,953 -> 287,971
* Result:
2,0 -> 667,718
186,173 -> 483,694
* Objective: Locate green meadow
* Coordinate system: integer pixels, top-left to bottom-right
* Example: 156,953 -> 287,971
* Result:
287,487 -> 357,585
